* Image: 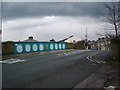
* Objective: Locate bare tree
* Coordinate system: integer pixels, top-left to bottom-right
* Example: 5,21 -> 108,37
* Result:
103,1 -> 120,38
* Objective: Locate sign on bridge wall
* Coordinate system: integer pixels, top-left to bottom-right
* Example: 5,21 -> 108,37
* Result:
14,42 -> 66,54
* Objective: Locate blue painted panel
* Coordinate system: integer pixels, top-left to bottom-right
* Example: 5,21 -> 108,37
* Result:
14,42 -> 66,54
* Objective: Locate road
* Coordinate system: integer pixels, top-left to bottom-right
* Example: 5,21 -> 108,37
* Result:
2,50 -> 110,88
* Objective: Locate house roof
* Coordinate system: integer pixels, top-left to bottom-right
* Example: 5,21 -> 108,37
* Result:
65,36 -> 81,43
22,36 -> 39,42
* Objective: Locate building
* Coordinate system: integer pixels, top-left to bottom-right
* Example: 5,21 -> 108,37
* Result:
50,39 -> 55,42
96,37 -> 111,50
22,36 -> 39,42
14,36 -> 66,54
64,36 -> 81,43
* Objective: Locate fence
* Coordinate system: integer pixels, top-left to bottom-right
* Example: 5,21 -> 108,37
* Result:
14,42 -> 66,54
111,38 -> 120,60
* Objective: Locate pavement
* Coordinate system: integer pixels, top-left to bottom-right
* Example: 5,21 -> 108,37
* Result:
74,50 -> 120,89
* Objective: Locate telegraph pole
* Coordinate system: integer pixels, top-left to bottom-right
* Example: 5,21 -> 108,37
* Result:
85,27 -> 88,41
84,27 -> 88,50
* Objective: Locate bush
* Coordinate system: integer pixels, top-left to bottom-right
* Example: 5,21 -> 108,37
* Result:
74,40 -> 85,49
2,41 -> 14,56
111,38 -> 120,43
66,43 -> 75,49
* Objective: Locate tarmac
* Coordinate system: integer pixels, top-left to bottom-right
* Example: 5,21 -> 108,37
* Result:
2,49 -> 73,60
74,50 -> 120,89
2,50 -> 120,89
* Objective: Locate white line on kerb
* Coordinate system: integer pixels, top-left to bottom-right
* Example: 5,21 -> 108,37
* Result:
87,51 -> 106,64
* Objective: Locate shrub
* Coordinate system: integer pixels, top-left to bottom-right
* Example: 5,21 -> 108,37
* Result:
2,41 -> 14,56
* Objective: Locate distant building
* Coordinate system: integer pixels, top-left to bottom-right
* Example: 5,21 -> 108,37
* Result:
22,36 -> 39,42
91,35 -> 120,50
64,36 -> 80,43
95,37 -> 111,50
50,39 -> 55,42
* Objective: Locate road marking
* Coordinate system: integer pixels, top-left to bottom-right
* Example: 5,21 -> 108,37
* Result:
0,61 -> 3,63
57,50 -> 91,56
87,51 -> 106,64
104,86 -> 116,90
1,59 -> 27,64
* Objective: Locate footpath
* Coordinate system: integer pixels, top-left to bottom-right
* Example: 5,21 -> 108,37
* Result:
74,50 -> 120,89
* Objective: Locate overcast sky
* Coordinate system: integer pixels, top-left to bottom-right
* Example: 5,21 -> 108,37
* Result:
2,2 -> 109,42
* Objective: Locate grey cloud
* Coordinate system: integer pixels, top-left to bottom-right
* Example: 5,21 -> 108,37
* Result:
2,2 -> 106,21
3,16 -> 101,41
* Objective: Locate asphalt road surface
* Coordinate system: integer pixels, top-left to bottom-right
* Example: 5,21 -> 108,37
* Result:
2,50 -> 110,88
